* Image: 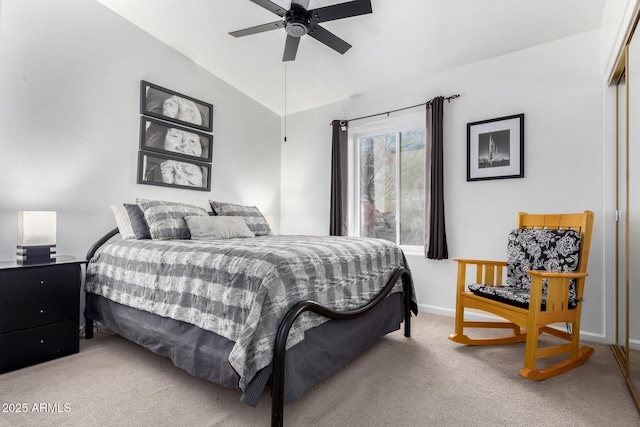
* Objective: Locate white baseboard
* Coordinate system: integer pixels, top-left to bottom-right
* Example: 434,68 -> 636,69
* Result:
417,303 -> 454,317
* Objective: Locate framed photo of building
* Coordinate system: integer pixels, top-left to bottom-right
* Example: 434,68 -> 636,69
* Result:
140,80 -> 213,132
140,117 -> 213,162
137,151 -> 211,192
467,114 -> 524,181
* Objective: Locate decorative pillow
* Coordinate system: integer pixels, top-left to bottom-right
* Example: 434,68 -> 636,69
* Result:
136,199 -> 208,240
110,204 -> 151,240
185,215 -> 254,240
506,228 -> 581,290
125,204 -> 151,239
209,201 -> 272,236
110,205 -> 136,240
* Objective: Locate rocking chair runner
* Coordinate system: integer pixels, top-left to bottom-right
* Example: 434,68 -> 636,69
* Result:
449,211 -> 595,380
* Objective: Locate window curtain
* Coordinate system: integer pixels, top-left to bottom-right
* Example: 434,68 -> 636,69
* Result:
425,97 -> 448,259
330,120 -> 348,236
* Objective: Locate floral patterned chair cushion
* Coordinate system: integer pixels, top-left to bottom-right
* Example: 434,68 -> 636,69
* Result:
467,228 -> 581,310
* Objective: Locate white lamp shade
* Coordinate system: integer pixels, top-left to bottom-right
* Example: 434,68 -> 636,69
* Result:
17,211 -> 57,246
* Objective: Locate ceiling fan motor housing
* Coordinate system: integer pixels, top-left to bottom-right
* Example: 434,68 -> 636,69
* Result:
285,3 -> 310,37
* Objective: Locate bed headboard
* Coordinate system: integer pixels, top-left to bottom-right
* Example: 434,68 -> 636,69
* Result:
85,227 -> 120,261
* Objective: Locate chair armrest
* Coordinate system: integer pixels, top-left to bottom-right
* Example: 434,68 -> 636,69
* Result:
526,270 -> 587,279
454,258 -> 508,267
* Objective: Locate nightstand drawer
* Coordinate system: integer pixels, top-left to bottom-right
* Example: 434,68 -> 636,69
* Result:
0,320 -> 78,373
0,264 -> 78,301
0,292 -> 78,333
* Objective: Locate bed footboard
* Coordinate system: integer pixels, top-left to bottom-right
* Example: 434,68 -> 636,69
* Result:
271,267 -> 414,427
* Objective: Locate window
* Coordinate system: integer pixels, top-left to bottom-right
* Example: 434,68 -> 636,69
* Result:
352,116 -> 426,249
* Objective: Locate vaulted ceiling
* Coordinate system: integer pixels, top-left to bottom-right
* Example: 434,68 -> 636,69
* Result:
96,0 -> 605,115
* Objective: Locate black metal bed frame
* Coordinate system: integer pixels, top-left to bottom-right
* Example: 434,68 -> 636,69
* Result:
83,227 -> 119,340
83,228 -> 414,426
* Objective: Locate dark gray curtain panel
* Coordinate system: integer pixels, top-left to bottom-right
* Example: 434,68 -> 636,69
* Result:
425,97 -> 448,259
330,120 -> 348,236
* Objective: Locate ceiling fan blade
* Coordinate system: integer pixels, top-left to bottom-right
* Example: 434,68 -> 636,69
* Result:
248,0 -> 287,16
229,20 -> 285,38
310,0 -> 372,23
283,35 -> 301,61
307,24 -> 351,54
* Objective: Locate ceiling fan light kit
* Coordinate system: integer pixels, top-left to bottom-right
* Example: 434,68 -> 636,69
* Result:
285,3 -> 310,37
230,0 -> 373,61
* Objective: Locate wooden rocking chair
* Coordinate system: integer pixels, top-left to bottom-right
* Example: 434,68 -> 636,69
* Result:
449,211 -> 595,380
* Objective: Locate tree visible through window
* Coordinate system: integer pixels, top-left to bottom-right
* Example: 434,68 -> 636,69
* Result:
357,127 -> 425,247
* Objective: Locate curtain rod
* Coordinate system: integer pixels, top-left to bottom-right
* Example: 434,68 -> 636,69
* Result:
330,94 -> 460,126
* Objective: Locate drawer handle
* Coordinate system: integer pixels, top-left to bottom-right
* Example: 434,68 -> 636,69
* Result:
39,309 -> 44,314
40,340 -> 44,344
40,280 -> 45,285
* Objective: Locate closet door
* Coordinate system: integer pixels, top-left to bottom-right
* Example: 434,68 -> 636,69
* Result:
628,29 -> 640,400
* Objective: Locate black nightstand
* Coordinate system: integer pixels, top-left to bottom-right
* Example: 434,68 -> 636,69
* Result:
0,257 -> 85,374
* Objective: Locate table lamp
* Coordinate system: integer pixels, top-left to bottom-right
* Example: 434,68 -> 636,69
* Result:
17,211 -> 56,264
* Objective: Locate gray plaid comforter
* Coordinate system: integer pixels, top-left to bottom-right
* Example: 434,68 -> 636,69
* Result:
84,235 -> 408,391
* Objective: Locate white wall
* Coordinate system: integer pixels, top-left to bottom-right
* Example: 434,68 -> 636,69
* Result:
0,0 -> 282,263
281,30 -> 607,340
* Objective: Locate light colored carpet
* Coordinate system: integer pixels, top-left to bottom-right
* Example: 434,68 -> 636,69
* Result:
1,313 -> 638,427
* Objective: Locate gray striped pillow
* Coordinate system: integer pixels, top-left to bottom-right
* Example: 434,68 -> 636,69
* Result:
209,201 -> 272,236
137,199 -> 208,240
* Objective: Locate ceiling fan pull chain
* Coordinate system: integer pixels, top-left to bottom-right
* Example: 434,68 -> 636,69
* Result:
284,61 -> 287,142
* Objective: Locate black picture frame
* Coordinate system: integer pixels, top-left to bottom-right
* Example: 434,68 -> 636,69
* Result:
467,114 -> 524,181
137,151 -> 211,192
140,80 -> 213,132
140,117 -> 213,163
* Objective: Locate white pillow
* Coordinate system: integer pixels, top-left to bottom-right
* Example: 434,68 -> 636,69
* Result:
110,205 -> 136,240
185,215 -> 254,240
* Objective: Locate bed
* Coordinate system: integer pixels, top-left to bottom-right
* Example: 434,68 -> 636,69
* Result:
83,200 -> 416,426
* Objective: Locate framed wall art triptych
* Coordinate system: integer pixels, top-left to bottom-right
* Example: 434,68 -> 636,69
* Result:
137,81 -> 214,191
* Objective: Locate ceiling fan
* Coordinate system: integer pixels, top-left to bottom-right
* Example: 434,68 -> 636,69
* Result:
229,0 -> 372,61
